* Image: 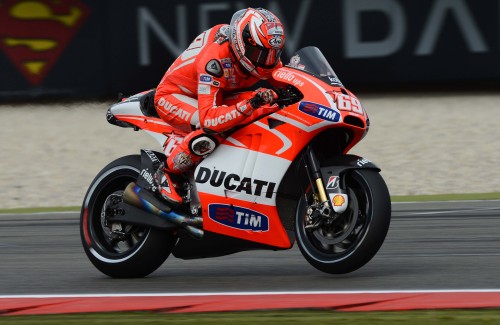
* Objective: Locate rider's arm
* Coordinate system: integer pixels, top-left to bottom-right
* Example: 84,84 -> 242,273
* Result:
197,68 -> 253,134
197,77 -> 281,134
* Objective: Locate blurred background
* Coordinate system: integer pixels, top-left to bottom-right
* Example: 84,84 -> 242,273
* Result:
1,0 -> 499,100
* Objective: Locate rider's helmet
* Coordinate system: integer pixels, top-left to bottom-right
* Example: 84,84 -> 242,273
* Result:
229,8 -> 285,79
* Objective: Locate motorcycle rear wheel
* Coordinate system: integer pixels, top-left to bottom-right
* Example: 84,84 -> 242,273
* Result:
296,168 -> 391,274
80,155 -> 177,278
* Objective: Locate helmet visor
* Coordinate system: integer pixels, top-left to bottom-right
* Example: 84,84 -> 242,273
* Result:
245,45 -> 282,69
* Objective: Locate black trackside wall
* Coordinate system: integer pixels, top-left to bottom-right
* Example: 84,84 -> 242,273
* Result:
0,0 -> 499,100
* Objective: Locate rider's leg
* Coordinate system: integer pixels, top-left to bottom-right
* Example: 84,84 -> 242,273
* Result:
157,128 -> 222,205
155,92 -> 200,133
154,92 -> 199,205
166,129 -> 221,174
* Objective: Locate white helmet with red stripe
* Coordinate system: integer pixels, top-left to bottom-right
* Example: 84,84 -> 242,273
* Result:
229,8 -> 285,79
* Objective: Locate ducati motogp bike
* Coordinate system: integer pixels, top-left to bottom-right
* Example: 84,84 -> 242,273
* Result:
80,46 -> 391,278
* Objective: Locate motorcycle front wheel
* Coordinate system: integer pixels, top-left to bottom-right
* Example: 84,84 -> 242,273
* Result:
80,155 -> 177,278
296,168 -> 391,274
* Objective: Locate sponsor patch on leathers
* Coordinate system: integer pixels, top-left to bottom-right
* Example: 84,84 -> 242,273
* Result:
205,59 -> 223,78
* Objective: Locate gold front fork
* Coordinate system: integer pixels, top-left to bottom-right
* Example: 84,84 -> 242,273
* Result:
306,146 -> 329,204
315,177 -> 328,203
306,146 -> 348,214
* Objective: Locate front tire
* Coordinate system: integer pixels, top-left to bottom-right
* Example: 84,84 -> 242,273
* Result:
296,168 -> 391,274
80,155 -> 177,278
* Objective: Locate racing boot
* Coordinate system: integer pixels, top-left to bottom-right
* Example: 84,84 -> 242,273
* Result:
155,165 -> 183,206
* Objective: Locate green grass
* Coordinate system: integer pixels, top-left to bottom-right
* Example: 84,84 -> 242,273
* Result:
0,206 -> 80,214
2,310 -> 500,324
1,192 -> 499,214
390,192 -> 500,202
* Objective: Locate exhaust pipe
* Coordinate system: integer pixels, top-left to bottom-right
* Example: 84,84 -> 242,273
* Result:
123,182 -> 203,239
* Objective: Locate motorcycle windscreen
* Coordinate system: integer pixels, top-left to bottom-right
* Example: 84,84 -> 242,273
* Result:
285,46 -> 344,86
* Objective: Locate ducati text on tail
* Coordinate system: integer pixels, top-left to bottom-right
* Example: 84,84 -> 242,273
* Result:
80,47 -> 391,278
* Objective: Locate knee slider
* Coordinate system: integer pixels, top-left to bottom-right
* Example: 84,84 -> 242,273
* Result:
188,134 -> 218,157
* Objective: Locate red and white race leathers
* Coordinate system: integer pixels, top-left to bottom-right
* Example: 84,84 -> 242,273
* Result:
154,24 -> 282,173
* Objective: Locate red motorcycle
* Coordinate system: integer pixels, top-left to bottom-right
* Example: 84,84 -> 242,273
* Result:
80,47 -> 391,278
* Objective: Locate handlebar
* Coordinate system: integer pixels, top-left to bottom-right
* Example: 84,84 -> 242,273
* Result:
272,85 -> 303,108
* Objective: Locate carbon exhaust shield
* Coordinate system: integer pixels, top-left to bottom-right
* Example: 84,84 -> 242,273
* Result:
123,182 -> 203,239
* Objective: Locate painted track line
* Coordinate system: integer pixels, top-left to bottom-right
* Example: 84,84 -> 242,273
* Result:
1,290 -> 500,316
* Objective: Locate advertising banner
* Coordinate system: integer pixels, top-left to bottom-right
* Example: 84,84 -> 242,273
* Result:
0,0 -> 498,100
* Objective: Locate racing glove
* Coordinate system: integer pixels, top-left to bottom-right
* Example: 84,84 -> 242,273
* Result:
249,88 -> 278,109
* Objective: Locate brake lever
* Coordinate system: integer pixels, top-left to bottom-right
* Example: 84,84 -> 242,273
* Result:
271,86 -> 302,107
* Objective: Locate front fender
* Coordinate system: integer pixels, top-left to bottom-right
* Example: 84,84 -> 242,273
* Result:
319,155 -> 381,208
320,154 -> 380,179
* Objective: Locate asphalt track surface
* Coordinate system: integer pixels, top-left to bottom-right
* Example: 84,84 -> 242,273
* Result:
1,200 -> 499,297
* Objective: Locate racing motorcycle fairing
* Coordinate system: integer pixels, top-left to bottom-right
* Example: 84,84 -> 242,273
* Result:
187,50 -> 370,248
193,142 -> 293,248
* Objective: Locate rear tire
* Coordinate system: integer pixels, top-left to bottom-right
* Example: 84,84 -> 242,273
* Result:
80,155 -> 177,278
296,168 -> 391,274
